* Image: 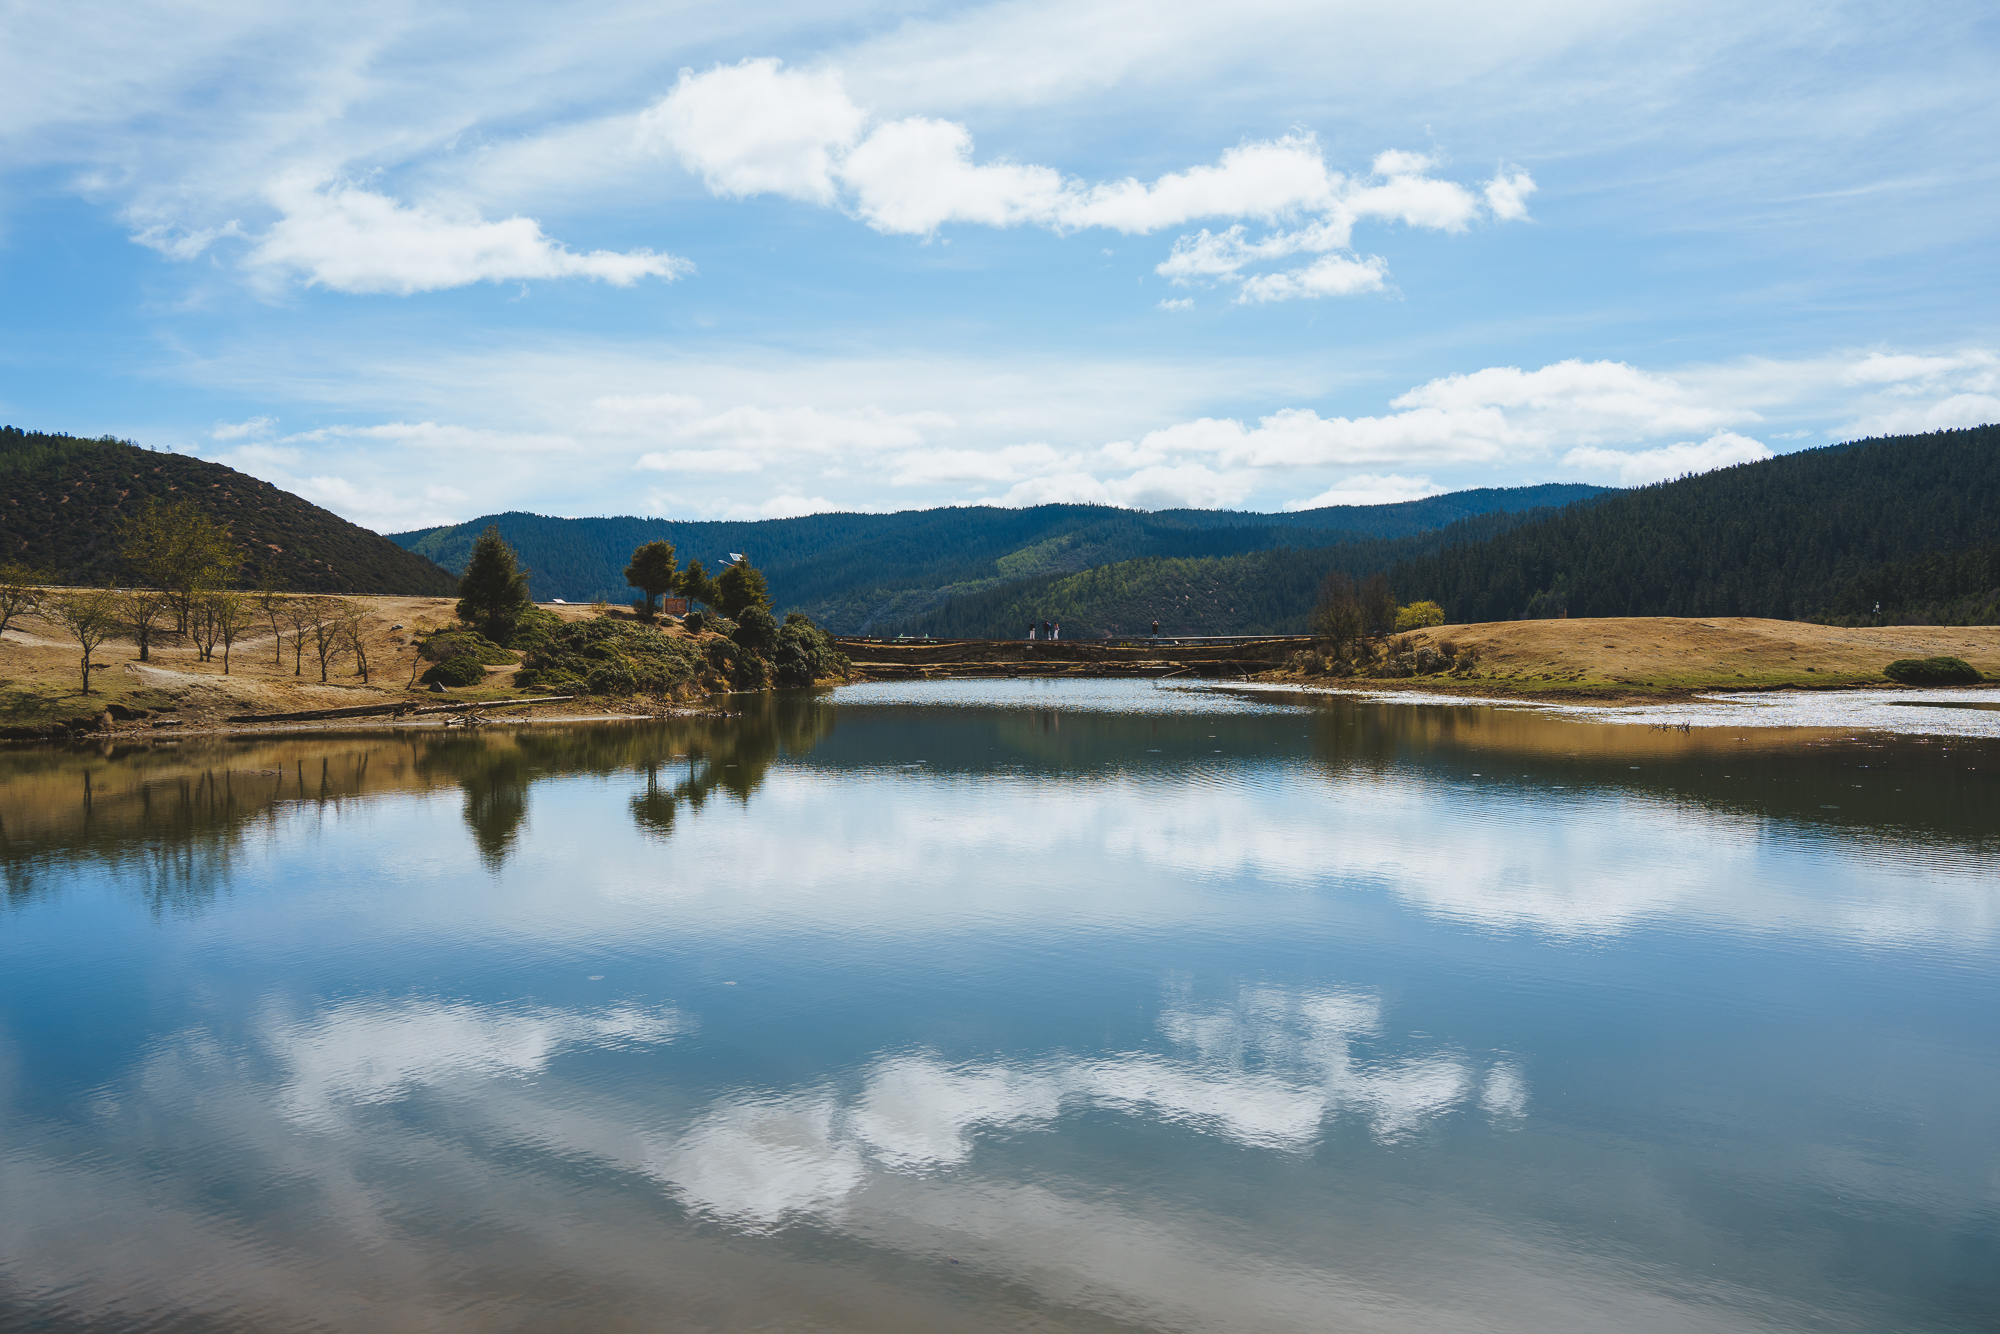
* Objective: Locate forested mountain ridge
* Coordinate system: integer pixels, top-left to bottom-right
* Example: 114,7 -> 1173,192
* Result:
1826,541 -> 2000,626
389,483 -> 1607,630
0,427 -> 457,594
1387,427 -> 2000,622
888,508 -> 1568,638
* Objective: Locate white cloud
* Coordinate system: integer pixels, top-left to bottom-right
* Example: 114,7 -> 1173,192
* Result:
210,415 -> 276,440
639,59 -> 865,204
1157,297 -> 1193,311
1284,474 -> 1447,509
1562,431 -> 1774,485
1483,167 -> 1537,221
645,62 -> 1527,294
130,218 -> 246,260
1235,253 -> 1389,303
1843,393 -> 2000,439
248,178 -> 690,295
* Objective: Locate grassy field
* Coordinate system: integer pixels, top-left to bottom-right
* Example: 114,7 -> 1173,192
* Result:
1282,617 -> 2000,699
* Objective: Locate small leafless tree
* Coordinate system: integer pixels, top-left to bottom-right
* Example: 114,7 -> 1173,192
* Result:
0,562 -> 47,637
188,590 -> 223,662
306,598 -> 350,682
43,588 -> 122,695
257,579 -> 290,668
208,591 -> 255,674
281,597 -> 321,675
335,601 -> 373,682
119,587 -> 177,662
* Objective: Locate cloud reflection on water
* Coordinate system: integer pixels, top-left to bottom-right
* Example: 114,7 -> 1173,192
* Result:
643,982 -> 1516,1232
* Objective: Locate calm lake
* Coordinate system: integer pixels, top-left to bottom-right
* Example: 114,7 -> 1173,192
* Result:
2,680 -> 1996,1332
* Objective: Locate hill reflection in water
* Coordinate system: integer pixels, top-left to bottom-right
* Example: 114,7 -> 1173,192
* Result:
1,682 -> 1995,1332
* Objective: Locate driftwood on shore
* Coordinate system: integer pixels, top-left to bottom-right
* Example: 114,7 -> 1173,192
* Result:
224,697 -> 572,724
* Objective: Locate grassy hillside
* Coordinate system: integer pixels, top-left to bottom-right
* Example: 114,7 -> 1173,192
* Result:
1388,427 -> 2000,622
890,509 -> 1561,638
390,484 -> 1607,631
0,427 -> 456,594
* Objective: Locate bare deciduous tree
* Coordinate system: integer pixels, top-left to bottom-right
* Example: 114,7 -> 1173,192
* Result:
335,602 -> 373,682
118,587 -> 177,662
0,562 -> 49,637
306,597 -> 349,682
256,578 -> 290,668
43,588 -> 122,695
280,597 -> 321,676
207,591 -> 254,674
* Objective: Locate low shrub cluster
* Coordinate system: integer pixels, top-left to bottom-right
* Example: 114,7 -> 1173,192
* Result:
772,611 -> 850,687
511,611 -> 849,698
515,618 -> 707,696
1883,656 -> 1984,685
417,627 -> 517,686
1288,635 -> 1477,680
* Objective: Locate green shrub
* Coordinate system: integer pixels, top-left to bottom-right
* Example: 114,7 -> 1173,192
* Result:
1394,600 -> 1446,631
421,655 -> 486,687
505,606 -> 564,653
705,637 -> 769,690
1883,656 -> 1984,685
515,618 -> 705,696
732,605 -> 780,653
421,628 -> 516,666
683,610 -> 705,635
774,613 -> 849,687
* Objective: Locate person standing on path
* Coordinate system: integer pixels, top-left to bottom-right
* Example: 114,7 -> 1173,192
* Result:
1053,622 -> 1060,640
1151,618 -> 1159,637
1027,622 -> 1036,640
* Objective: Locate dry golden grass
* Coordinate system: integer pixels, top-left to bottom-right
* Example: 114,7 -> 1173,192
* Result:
1356,616 -> 2000,698
0,594 -> 611,730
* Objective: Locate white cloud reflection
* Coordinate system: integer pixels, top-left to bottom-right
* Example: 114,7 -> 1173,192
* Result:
639,982 -> 1515,1232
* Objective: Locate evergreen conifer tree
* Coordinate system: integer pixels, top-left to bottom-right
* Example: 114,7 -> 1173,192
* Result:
456,526 -> 533,641
623,540 -> 678,617
715,560 -> 771,619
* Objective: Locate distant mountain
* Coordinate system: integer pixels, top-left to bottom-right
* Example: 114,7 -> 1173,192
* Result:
886,508 -> 1569,639
389,484 -> 1609,632
1389,427 -> 2000,622
0,427 -> 456,594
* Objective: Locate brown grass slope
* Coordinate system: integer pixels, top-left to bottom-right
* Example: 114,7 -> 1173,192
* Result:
0,428 -> 456,594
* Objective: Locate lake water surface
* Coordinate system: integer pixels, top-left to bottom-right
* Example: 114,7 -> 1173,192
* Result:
2,680 -> 1997,1332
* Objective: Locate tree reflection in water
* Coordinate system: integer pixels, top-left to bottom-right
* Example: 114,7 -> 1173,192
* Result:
0,693 -> 841,900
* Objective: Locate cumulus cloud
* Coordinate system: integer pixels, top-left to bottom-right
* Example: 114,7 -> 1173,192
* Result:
1561,431 -> 1773,485
1236,253 -> 1389,302
248,178 -> 690,295
1483,167 -> 1538,221
1284,474 -> 1447,509
643,62 -> 1530,300
639,58 -> 865,204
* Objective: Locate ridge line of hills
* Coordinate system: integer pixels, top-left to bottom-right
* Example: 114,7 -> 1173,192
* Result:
5,421 -> 1995,637
387,483 -> 1610,632
0,427 -> 456,595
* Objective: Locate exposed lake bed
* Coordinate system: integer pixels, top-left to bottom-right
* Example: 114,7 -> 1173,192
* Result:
2,680 -> 1995,1331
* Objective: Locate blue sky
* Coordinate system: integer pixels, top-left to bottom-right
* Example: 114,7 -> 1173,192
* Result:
3,0 -> 1997,531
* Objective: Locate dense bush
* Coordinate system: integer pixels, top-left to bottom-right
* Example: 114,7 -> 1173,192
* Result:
506,606 -> 564,652
515,618 -> 706,696
422,655 -> 487,687
1883,656 -> 1984,685
732,605 -> 779,653
704,637 -> 770,690
774,612 -> 850,687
